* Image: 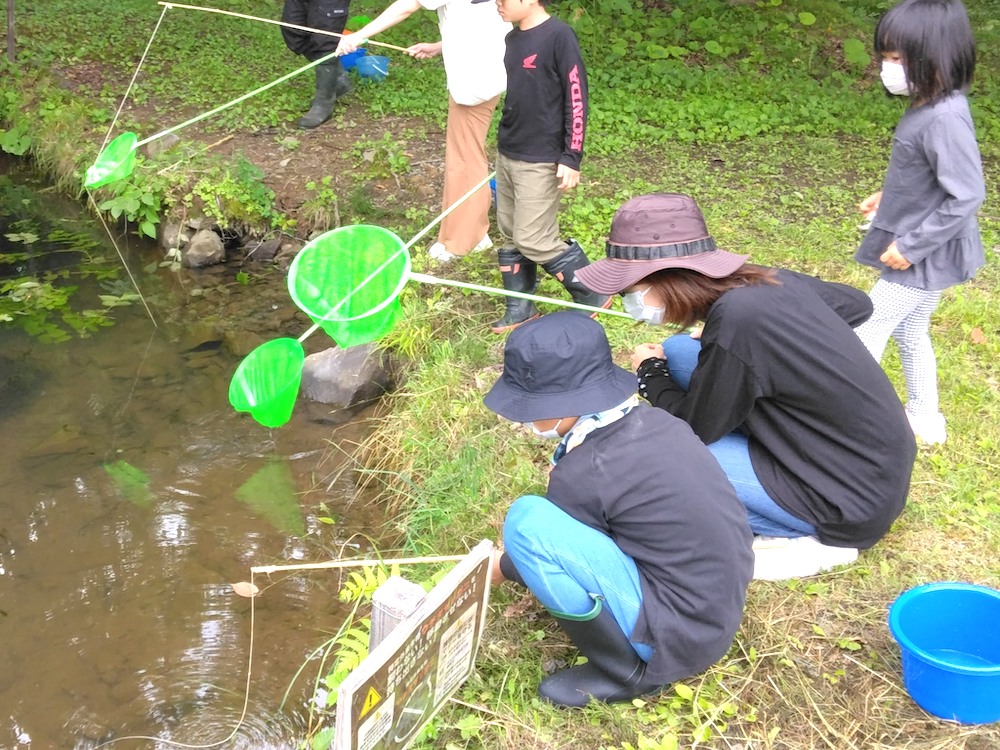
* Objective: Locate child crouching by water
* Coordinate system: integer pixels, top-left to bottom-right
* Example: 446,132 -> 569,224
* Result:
485,311 -> 753,706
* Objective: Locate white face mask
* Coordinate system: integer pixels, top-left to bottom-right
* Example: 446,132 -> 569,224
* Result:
880,60 -> 911,96
622,288 -> 666,325
530,418 -> 563,440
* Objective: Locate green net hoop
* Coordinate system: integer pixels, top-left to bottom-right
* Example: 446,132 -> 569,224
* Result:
84,132 -> 139,189
287,224 -> 410,349
228,337 -> 305,427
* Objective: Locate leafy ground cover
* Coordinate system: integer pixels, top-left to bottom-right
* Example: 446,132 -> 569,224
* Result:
353,135 -> 1000,750
4,0 -> 1000,747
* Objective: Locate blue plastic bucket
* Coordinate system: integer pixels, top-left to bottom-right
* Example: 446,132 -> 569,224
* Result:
339,48 -> 366,71
355,55 -> 389,81
888,582 -> 1000,724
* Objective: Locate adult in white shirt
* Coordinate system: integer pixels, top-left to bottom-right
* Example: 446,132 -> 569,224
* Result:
337,0 -> 509,261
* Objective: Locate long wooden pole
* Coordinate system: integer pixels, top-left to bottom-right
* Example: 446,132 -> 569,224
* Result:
158,2 -> 410,53
251,554 -> 467,575
6,0 -> 14,63
410,272 -> 633,319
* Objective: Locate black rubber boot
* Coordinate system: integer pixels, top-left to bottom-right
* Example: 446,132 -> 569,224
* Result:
498,552 -> 526,587
490,248 -> 540,333
298,61 -> 351,129
538,600 -> 663,707
541,240 -> 612,316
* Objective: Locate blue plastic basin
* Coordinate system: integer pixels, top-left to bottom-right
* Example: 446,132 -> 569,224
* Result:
888,582 -> 1000,724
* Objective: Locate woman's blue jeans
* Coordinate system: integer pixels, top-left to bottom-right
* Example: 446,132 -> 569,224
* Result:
662,334 -> 814,538
503,495 -> 654,662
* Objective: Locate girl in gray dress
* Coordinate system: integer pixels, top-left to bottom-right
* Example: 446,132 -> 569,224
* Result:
853,0 -> 985,445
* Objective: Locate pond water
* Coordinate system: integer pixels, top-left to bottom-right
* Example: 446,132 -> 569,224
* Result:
0,161 -> 384,748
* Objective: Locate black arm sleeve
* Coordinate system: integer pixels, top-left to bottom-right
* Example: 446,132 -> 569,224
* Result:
637,343 -> 764,445
637,358 -> 682,411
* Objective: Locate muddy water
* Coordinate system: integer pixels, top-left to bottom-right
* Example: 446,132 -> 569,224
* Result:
0,164 -> 385,748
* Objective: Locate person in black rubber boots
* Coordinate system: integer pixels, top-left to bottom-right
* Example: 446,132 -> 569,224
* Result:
282,0 -> 353,129
490,0 -> 610,332
484,311 -> 753,707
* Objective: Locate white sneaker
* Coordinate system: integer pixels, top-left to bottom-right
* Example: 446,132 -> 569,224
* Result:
428,242 -> 458,263
752,535 -> 859,581
428,234 -> 491,262
905,409 -> 947,445
473,233 -> 493,252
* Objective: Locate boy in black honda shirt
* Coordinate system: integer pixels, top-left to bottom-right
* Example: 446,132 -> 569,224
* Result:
489,0 -> 610,332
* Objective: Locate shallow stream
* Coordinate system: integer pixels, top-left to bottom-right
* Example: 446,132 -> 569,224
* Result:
0,161 -> 382,749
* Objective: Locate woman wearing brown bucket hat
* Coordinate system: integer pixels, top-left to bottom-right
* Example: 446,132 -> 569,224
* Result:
575,193 -> 918,580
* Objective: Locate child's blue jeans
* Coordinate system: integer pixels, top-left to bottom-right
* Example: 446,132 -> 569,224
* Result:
662,333 -> 815,538
503,494 -> 654,662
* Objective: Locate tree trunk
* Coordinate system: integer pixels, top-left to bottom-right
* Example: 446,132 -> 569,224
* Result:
6,0 -> 13,63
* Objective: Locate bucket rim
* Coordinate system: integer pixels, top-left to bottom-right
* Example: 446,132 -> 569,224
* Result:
888,582 -> 1000,676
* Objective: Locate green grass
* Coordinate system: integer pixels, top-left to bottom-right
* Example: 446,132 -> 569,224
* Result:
341,133 -> 1000,748
5,0 -> 1000,746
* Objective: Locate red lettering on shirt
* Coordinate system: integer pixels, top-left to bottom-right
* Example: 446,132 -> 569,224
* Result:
568,65 -> 584,152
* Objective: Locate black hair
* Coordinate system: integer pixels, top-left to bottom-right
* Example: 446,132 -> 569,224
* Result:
875,0 -> 976,102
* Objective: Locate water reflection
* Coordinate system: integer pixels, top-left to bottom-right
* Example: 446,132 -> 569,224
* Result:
0,164 -> 381,749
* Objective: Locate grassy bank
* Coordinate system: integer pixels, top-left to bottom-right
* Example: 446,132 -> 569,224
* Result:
329,2 -> 1000,747
359,134 -> 1000,750
5,0 -> 1000,747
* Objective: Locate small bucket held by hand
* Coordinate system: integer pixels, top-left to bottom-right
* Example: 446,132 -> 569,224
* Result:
340,48 -> 367,70
287,225 -> 410,349
889,582 -> 1000,725
228,338 -> 305,428
339,30 -> 367,70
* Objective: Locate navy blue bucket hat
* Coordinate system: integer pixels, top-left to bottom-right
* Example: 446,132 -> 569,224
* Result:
484,312 -> 637,422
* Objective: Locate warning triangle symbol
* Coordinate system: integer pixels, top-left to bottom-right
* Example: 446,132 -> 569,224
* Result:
359,686 -> 382,719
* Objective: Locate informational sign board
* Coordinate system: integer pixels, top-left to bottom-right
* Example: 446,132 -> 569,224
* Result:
333,540 -> 494,750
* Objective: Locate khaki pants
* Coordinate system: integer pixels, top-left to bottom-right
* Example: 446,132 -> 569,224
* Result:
495,154 -> 567,264
437,94 -> 501,256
